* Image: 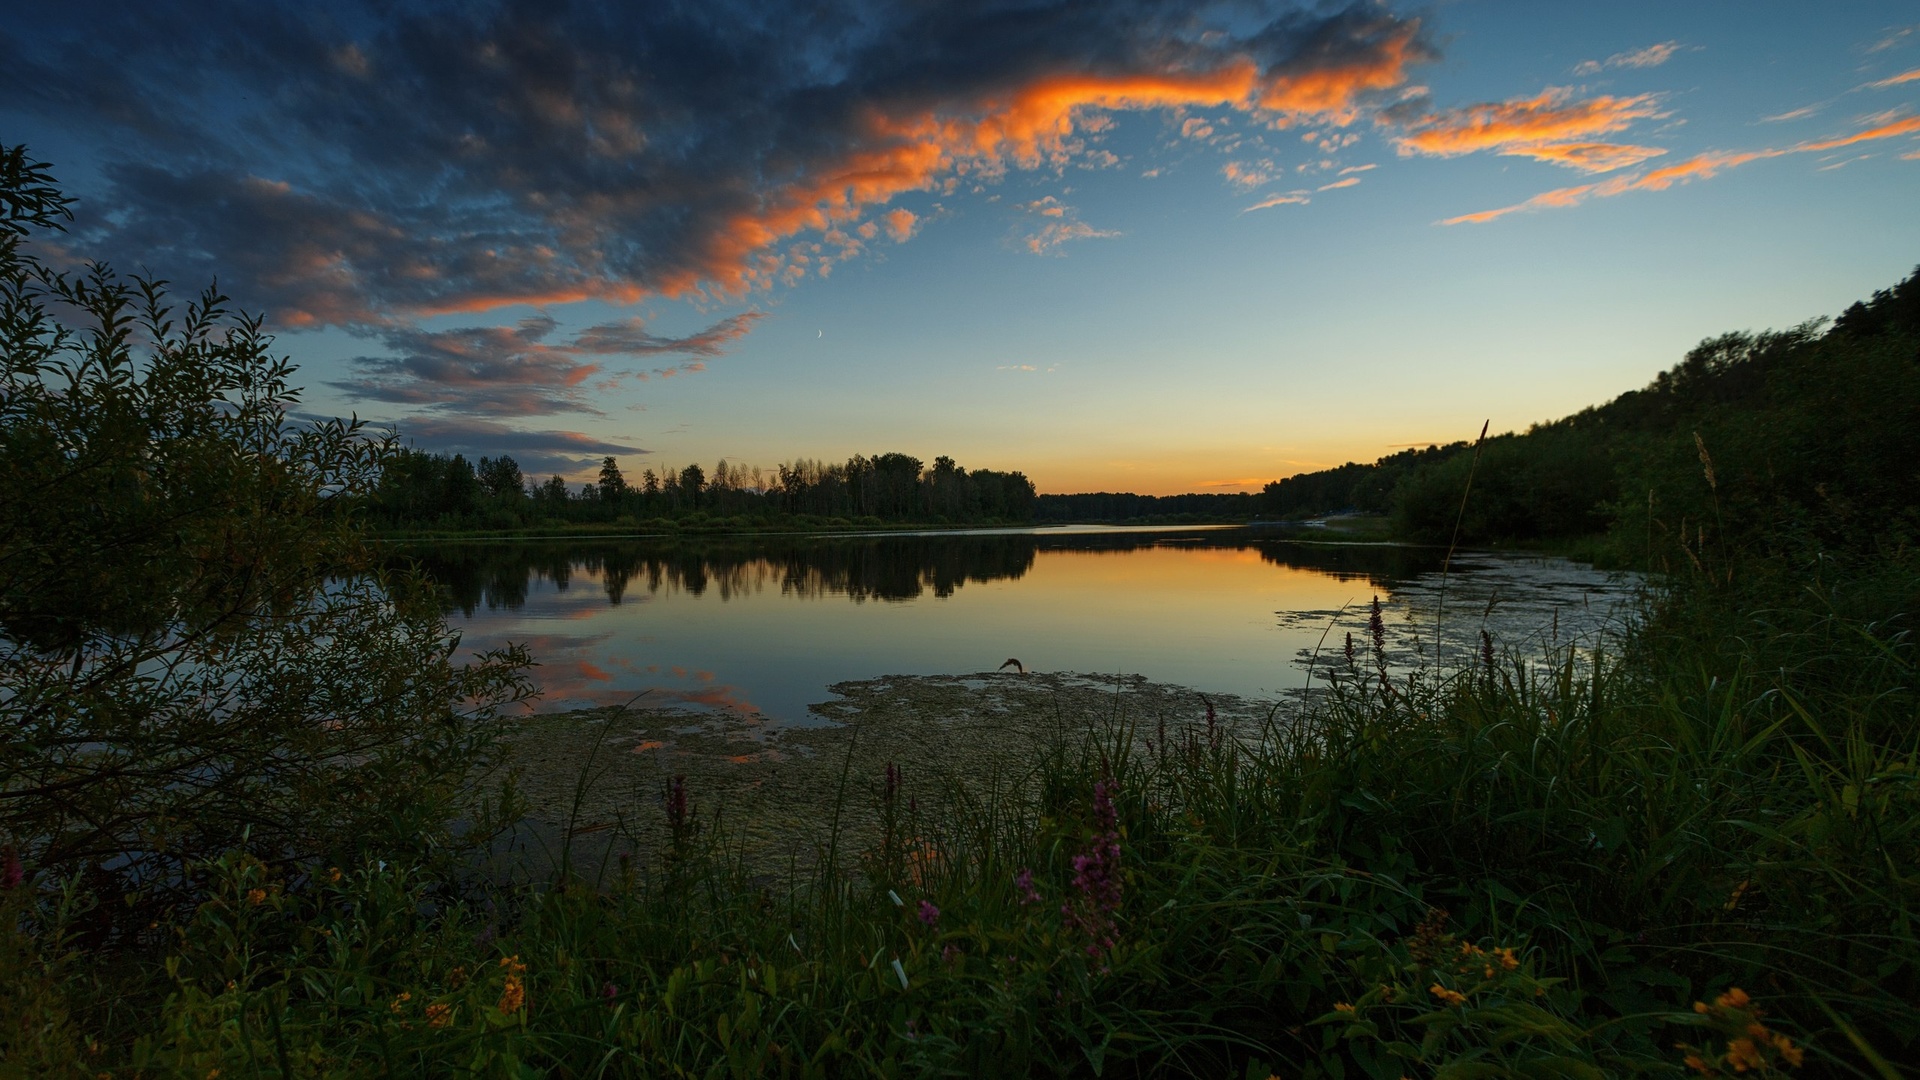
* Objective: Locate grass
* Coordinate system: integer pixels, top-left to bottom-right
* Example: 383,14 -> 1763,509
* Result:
5,550 -> 1917,1077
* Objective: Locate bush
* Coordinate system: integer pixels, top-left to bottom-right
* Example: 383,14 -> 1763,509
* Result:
0,147 -> 531,912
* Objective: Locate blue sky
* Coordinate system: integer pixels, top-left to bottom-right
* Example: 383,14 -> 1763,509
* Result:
4,0 -> 1917,492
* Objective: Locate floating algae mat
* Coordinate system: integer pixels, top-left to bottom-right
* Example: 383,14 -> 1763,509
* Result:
496,670 -> 1273,877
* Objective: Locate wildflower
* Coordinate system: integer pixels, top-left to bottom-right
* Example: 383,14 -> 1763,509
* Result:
1716,987 -> 1751,1009
1369,596 -> 1391,687
1014,868 -> 1041,906
1061,776 -> 1124,965
1682,1051 -> 1713,1075
917,900 -> 940,927
1333,1002 -> 1355,1014
942,943 -> 961,967
499,955 -> 527,974
665,775 -> 691,831
1773,1033 -> 1805,1067
425,1002 -> 452,1028
2,846 -> 22,890
1724,880 -> 1750,911
389,991 -> 411,1013
1480,629 -> 1495,673
1344,631 -> 1356,669
1429,983 -> 1467,1007
1725,1037 -> 1765,1071
246,888 -> 267,905
884,762 -> 901,804
498,975 -> 526,1013
1493,946 -> 1519,971
1406,907 -> 1451,966
601,980 -> 618,1001
326,866 -> 342,884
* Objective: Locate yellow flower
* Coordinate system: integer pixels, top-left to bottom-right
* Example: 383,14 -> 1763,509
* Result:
1333,1002 -> 1355,1014
389,991 -> 412,1014
246,888 -> 267,905
1716,987 -> 1751,1009
499,954 -> 527,975
1493,946 -> 1519,971
1773,1033 -> 1804,1067
498,974 -> 526,1014
1726,1036 -> 1765,1071
425,1002 -> 453,1029
1682,1051 -> 1713,1076
326,867 -> 343,884
1429,983 -> 1467,1007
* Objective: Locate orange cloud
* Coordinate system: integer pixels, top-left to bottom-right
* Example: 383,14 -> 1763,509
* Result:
1316,176 -> 1360,191
672,32 -> 1426,296
1443,110 -> 1920,225
1257,21 -> 1429,123
1244,191 -> 1311,211
1509,142 -> 1667,172
1868,68 -> 1920,89
1025,220 -> 1121,254
1440,148 -> 1781,224
1222,160 -> 1276,189
883,207 -> 919,242
1796,113 -> 1920,152
1394,87 -> 1665,171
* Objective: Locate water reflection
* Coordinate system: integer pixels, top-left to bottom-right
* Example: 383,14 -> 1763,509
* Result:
393,528 -> 1625,722
399,528 -> 1445,617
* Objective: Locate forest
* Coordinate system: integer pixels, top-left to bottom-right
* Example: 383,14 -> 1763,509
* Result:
1262,267 -> 1920,551
369,449 -> 1037,531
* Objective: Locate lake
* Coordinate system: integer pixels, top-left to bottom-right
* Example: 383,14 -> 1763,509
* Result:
399,526 -> 1640,724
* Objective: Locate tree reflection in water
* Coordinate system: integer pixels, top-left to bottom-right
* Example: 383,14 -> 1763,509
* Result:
392,529 -> 1446,617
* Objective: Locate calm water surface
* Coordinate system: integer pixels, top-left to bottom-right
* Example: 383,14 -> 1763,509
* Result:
404,526 -> 1638,723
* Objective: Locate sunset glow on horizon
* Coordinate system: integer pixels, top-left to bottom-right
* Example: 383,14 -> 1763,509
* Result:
4,0 -> 1917,494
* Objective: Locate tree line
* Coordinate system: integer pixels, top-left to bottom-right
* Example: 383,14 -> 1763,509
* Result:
368,449 -> 1038,530
1260,264 -> 1920,553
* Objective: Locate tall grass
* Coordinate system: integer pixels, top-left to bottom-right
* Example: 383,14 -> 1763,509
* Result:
5,561 -> 1917,1077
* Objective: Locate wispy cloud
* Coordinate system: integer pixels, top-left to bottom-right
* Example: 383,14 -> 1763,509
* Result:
1243,190 -> 1311,211
1573,41 -> 1684,76
1867,68 -> 1920,89
334,312 -> 762,416
1762,104 -> 1823,123
1024,220 -> 1122,254
1222,160 -> 1278,189
1442,112 -> 1920,224
1014,195 -> 1119,254
1393,87 -> 1666,172
1316,176 -> 1360,191
1866,25 -> 1918,54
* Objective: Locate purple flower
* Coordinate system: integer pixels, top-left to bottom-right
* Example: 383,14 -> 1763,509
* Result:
917,899 -> 940,927
942,943 -> 961,967
884,762 -> 901,804
1062,777 -> 1124,967
601,981 -> 618,1001
1014,868 -> 1041,906
1,847 -> 21,891
665,774 -> 691,830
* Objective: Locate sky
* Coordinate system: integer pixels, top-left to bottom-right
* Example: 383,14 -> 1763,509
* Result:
4,0 -> 1918,494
